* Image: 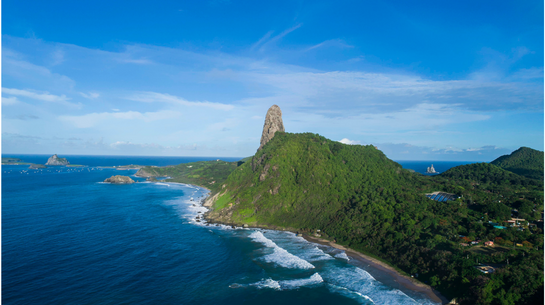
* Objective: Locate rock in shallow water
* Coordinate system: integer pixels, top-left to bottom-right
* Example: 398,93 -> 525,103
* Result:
104,175 -> 135,184
45,154 -> 70,166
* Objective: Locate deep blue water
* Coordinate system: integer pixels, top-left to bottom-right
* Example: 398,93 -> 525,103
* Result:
1,154 -> 243,167
395,160 -> 479,175
3,156 -> 471,304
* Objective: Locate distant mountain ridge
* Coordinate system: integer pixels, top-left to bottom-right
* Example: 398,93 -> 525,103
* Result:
491,147 -> 544,180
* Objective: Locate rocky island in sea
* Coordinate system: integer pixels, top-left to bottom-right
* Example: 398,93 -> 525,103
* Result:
426,164 -> 437,174
45,154 -> 70,166
29,164 -> 47,169
104,175 -> 135,184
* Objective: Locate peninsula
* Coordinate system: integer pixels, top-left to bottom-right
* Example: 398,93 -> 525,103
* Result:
139,105 -> 544,305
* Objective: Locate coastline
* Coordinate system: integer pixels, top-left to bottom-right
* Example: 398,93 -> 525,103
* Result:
303,235 -> 449,305
169,182 -> 449,304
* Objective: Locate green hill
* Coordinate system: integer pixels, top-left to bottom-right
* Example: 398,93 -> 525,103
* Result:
136,160 -> 239,192
203,132 -> 543,304
491,147 -> 544,180
207,132 -> 424,228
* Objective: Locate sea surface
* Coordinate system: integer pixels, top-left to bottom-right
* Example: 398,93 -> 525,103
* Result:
395,160 -> 479,175
3,155 -> 473,304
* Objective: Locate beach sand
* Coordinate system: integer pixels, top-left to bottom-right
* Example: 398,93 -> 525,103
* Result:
304,235 -> 450,305
195,185 -> 450,304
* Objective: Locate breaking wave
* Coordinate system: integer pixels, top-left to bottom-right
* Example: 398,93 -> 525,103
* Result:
249,231 -> 315,269
231,273 -> 324,290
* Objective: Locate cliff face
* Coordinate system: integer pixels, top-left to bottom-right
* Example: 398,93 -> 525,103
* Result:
45,154 -> 70,166
258,105 -> 285,151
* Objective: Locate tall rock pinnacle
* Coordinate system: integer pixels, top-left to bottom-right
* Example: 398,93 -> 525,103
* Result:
258,105 -> 285,151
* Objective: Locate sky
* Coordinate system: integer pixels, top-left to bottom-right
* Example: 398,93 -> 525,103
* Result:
1,0 -> 543,161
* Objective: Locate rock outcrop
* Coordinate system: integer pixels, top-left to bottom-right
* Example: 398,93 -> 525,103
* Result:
29,164 -> 47,169
135,168 -> 155,177
258,105 -> 284,151
45,154 -> 70,166
104,175 -> 135,184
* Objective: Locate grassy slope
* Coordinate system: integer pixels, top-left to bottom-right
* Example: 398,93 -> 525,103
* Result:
137,160 -> 239,193
209,132 -> 422,227
206,132 -> 543,304
491,147 -> 544,180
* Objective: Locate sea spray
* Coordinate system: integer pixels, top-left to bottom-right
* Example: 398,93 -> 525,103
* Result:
249,231 -> 315,269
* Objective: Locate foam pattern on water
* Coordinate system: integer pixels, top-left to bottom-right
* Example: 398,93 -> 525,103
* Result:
232,273 -> 324,290
249,231 -> 315,269
322,266 -> 434,305
334,252 -> 350,261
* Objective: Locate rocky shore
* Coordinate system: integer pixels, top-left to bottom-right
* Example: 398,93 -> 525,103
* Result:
104,175 -> 135,184
46,154 -> 70,166
193,186 -> 449,304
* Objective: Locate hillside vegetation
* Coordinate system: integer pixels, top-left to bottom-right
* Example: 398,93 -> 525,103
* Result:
136,160 -> 239,192
204,132 -> 543,304
491,147 -> 544,180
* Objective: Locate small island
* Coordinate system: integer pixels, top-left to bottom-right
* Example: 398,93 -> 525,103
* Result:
426,164 -> 437,174
104,175 -> 135,184
29,164 -> 47,169
2,157 -> 30,165
46,154 -> 70,166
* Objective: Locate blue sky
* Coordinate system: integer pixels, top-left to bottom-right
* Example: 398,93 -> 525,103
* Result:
2,0 -> 543,160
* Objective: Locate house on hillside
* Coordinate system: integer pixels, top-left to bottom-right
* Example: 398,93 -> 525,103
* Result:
475,265 -> 495,274
485,241 -> 494,247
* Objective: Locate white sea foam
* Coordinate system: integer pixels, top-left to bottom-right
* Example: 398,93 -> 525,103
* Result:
249,231 -> 315,269
234,273 -> 323,291
250,278 -> 281,290
322,266 -> 430,305
334,251 -> 350,261
279,273 -> 324,289
327,284 -> 375,304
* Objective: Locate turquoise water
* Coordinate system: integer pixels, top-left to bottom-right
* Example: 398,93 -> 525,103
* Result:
2,156 -> 456,304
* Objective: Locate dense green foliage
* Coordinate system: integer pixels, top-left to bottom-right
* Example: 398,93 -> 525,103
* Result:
138,160 -> 240,192
491,147 -> 544,180
206,132 -> 543,304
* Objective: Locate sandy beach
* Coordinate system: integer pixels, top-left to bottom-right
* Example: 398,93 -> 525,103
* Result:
194,185 -> 450,304
304,235 -> 450,305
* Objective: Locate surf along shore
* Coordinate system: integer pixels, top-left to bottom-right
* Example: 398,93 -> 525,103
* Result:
182,184 -> 450,305
304,235 -> 449,304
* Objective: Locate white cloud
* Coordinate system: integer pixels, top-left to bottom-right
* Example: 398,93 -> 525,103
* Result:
127,92 -> 234,110
79,92 -> 100,99
305,39 -> 354,52
2,87 -> 81,108
2,96 -> 20,105
2,48 -> 76,91
339,138 -> 361,145
59,110 -> 181,128
253,24 -> 302,52
50,49 -> 65,66
119,58 -> 154,65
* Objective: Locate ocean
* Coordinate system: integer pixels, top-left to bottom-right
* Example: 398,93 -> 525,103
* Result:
2,155 -> 472,304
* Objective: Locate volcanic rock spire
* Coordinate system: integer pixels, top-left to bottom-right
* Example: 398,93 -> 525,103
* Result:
258,105 -> 285,151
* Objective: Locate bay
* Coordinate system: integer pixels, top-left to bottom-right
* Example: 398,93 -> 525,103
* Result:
3,156 -> 472,304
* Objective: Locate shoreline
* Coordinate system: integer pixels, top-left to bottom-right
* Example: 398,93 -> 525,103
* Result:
303,235 -> 449,305
169,182 -> 449,304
